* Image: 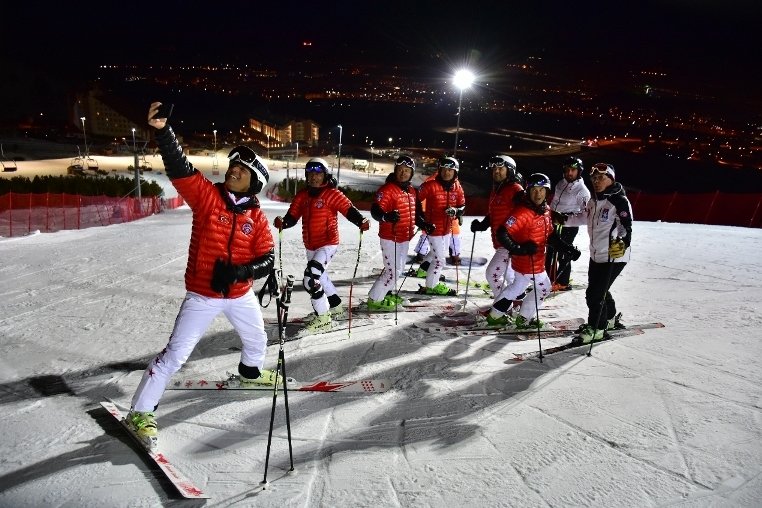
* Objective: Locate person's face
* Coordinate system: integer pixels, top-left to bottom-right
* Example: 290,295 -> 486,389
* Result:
395,164 -> 413,183
307,169 -> 325,187
225,163 -> 251,193
492,165 -> 508,183
528,186 -> 547,205
439,167 -> 456,182
591,173 -> 612,192
563,166 -> 579,183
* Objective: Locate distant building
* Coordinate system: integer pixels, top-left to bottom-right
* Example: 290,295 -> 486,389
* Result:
73,90 -> 150,144
241,117 -> 320,148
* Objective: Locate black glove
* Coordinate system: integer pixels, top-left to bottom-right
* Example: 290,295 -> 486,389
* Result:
382,210 -> 400,223
211,259 -> 237,295
569,246 -> 581,261
551,210 -> 568,225
516,241 -> 537,255
471,218 -> 489,232
422,222 -> 436,235
445,207 -> 457,217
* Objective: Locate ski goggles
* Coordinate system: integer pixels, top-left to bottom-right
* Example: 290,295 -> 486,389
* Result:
589,163 -> 615,179
439,159 -> 458,169
228,150 -> 268,177
563,161 -> 583,171
487,156 -> 516,170
395,155 -> 415,168
305,161 -> 327,173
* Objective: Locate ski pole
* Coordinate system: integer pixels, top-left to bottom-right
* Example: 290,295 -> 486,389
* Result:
462,231 -> 477,307
262,272 -> 295,486
587,259 -> 615,357
393,223 -> 398,325
528,254 -> 544,363
348,230 -> 364,336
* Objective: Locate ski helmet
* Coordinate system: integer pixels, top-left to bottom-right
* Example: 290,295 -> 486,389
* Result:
227,146 -> 269,194
488,155 -> 518,181
394,154 -> 415,181
562,156 -> 584,179
589,162 -> 615,180
305,157 -> 331,175
439,156 -> 459,171
525,172 -> 552,190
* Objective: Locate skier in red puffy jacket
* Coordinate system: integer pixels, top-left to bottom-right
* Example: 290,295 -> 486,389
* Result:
366,155 -> 418,310
128,102 -> 276,448
274,158 -> 370,333
478,173 -> 580,330
415,156 -> 466,295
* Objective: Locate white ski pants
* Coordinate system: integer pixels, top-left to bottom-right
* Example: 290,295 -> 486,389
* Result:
485,247 -> 514,295
131,290 -> 268,412
369,238 -> 410,301
493,270 -> 552,320
423,234 -> 451,288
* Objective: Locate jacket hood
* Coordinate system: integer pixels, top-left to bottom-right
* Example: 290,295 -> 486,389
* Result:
216,183 -> 261,213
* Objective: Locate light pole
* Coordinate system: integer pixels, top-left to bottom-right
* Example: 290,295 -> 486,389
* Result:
266,133 -> 270,160
131,128 -> 141,202
336,124 -> 343,185
369,140 -> 374,177
452,69 -> 475,157
80,117 -> 88,158
212,129 -> 218,171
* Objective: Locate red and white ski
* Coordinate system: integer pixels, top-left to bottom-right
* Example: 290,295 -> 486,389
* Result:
100,401 -> 209,499
168,375 -> 392,393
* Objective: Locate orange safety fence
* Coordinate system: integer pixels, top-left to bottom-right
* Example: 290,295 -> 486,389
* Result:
0,192 -> 185,237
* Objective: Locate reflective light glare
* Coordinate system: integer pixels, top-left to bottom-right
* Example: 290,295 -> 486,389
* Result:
453,69 -> 475,90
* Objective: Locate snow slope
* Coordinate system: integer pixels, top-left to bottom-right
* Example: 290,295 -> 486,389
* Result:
1,182 -> 761,507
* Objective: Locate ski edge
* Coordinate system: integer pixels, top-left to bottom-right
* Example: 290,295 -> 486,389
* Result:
100,402 -> 210,499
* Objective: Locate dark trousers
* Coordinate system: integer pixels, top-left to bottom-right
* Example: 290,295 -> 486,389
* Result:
585,259 -> 626,329
545,226 -> 579,286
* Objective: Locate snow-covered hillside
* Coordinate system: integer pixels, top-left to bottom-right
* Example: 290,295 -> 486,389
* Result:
1,184 -> 761,506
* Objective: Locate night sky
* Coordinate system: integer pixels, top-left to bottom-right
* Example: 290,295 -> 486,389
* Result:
1,0 -> 760,122
4,1 -> 760,75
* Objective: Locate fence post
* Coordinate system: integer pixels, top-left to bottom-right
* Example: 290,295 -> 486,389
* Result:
8,191 -> 12,237
703,190 -> 720,224
750,194 -> 762,228
663,191 -> 678,222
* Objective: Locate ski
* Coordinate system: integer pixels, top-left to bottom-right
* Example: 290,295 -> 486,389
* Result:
265,317 -> 378,343
511,322 -> 665,361
100,402 -> 209,500
168,375 -> 392,393
416,317 -> 584,334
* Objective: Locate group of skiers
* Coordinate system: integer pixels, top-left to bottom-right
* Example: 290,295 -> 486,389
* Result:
125,102 -> 633,447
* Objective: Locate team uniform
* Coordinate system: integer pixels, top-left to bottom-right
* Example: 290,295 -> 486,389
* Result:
416,163 -> 466,294
546,159 -> 591,289
129,123 -> 274,445
278,159 -> 368,330
566,165 -> 632,341
368,160 -> 418,308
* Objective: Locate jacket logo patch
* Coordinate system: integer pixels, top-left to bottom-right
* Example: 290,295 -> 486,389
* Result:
219,214 -> 231,225
600,209 -> 610,221
506,216 -> 517,227
376,191 -> 384,201
241,223 -> 253,235
619,210 -> 629,218
315,199 -> 325,209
